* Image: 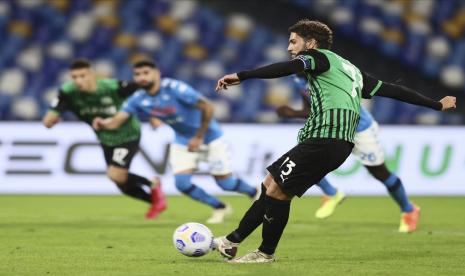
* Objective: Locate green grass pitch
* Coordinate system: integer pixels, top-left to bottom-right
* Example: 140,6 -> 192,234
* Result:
1,195 -> 464,275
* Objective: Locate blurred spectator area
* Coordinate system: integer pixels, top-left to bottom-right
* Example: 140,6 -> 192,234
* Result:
0,0 -> 463,124
290,0 -> 465,124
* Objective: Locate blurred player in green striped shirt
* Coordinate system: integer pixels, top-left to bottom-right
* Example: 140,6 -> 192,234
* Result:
42,59 -> 166,219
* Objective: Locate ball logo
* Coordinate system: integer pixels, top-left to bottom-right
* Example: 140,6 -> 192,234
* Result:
190,232 -> 206,243
175,239 -> 185,250
177,224 -> 189,232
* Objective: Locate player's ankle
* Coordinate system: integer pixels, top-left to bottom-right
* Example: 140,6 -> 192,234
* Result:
150,177 -> 161,188
226,232 -> 242,244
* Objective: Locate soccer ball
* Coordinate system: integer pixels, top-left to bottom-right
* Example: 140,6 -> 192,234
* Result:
172,222 -> 214,257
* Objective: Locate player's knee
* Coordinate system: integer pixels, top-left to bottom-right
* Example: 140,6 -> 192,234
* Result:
266,180 -> 291,201
215,176 -> 236,191
366,164 -> 390,181
213,173 -> 232,181
262,174 -> 274,189
174,174 -> 193,193
107,169 -> 128,185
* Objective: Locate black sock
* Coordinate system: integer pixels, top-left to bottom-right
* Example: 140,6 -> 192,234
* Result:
116,175 -> 152,204
128,173 -> 152,187
226,184 -> 266,243
258,195 -> 291,255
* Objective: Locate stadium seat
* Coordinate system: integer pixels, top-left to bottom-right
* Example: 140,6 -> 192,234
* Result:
0,0 -> 463,124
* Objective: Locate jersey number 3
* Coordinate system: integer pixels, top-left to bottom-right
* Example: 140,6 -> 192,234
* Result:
280,157 -> 296,182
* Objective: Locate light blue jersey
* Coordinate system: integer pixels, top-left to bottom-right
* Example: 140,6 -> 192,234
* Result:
293,76 -> 374,132
122,78 -> 223,145
357,105 -> 374,132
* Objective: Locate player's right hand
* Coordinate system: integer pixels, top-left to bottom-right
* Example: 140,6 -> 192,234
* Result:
215,73 -> 240,92
440,96 -> 456,110
92,117 -> 103,130
187,136 -> 202,152
276,105 -> 297,118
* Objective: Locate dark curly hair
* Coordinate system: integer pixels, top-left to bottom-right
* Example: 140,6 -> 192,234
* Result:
288,19 -> 333,49
133,59 -> 158,69
69,58 -> 91,70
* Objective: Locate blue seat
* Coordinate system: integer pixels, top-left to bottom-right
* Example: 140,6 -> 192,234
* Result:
1,0 -> 463,122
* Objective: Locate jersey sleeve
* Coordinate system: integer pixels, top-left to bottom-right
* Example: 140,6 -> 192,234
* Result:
294,49 -> 330,74
49,89 -> 69,114
172,81 -> 201,106
361,71 -> 383,99
238,59 -> 305,80
121,94 -> 140,114
117,81 -> 140,98
373,81 -> 442,110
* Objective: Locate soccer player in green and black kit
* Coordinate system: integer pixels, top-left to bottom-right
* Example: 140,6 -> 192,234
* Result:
42,59 -> 166,219
213,20 -> 457,263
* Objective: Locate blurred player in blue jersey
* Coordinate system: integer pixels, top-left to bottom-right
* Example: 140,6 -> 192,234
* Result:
276,74 -> 419,233
93,60 -> 257,224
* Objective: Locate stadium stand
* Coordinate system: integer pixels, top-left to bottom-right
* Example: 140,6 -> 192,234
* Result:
0,0 -> 463,124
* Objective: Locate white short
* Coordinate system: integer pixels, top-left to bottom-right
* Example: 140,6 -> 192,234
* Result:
169,137 -> 232,175
351,122 -> 385,166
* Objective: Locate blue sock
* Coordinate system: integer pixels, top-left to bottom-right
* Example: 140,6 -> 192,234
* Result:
316,177 -> 337,196
175,174 -> 225,209
383,174 -> 413,213
216,176 -> 256,198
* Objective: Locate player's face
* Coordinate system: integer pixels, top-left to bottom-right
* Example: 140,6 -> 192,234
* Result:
133,67 -> 161,92
287,32 -> 316,58
70,68 -> 95,92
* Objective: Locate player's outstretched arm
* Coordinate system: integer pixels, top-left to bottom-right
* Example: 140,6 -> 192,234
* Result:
42,111 -> 60,128
188,98 -> 213,152
92,112 -> 130,131
216,59 -> 306,91
44,89 -> 69,128
117,81 -> 141,98
374,83 -> 456,111
361,72 -> 456,111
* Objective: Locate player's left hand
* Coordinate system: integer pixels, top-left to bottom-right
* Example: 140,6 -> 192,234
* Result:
215,73 -> 240,91
188,136 -> 203,152
439,96 -> 456,110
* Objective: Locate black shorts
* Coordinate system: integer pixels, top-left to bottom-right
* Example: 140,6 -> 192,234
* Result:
102,139 -> 140,169
267,138 -> 353,197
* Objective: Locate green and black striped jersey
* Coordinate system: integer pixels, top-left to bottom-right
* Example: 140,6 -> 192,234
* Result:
295,49 -> 382,143
50,79 -> 141,146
